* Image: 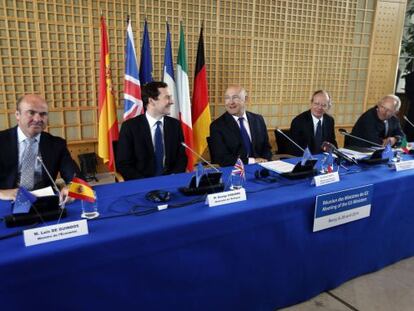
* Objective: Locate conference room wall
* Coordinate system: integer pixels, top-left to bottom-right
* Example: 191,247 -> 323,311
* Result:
0,0 -> 406,170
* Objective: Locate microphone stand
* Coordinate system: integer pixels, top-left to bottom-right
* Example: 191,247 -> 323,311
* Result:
37,156 -> 66,224
276,128 -> 305,153
338,129 -> 383,148
403,115 -> 414,129
181,142 -> 220,172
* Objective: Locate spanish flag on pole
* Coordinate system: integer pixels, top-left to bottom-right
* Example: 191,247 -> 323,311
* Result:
192,24 -> 211,160
98,15 -> 119,172
68,177 -> 96,202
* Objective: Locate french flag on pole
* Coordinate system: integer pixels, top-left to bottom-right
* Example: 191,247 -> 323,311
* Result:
163,22 -> 179,119
123,17 -> 143,121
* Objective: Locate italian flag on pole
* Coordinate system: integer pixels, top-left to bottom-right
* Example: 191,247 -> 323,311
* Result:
176,22 -> 194,171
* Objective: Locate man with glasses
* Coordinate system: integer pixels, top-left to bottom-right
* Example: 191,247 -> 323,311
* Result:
289,90 -> 338,156
116,81 -> 187,180
0,94 -> 80,201
345,94 -> 404,148
209,85 -> 272,167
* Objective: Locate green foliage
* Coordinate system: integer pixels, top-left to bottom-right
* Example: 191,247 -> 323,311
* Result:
402,2 -> 414,74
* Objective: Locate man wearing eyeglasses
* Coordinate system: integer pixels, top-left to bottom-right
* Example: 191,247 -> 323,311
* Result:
209,85 -> 272,167
0,94 -> 80,201
345,94 -> 404,148
289,90 -> 338,156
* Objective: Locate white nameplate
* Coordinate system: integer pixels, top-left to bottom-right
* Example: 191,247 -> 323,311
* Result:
206,188 -> 247,207
313,172 -> 340,187
394,160 -> 414,172
23,219 -> 89,247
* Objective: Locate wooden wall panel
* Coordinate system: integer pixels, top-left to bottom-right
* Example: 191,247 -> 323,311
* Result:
0,0 -> 407,169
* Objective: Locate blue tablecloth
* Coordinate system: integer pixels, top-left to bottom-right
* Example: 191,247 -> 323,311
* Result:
1,159 -> 414,310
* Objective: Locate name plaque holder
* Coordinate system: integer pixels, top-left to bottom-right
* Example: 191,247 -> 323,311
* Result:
23,219 -> 89,247
206,188 -> 246,207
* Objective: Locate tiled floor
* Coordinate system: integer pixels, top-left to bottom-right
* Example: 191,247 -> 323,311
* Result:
280,256 -> 414,311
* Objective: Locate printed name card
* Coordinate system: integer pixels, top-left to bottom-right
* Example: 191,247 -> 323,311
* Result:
313,172 -> 340,187
394,160 -> 414,172
23,219 -> 89,247
206,188 -> 246,207
313,184 -> 373,232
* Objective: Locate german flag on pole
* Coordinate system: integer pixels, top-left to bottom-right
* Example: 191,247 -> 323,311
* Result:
192,24 -> 211,159
68,177 -> 96,202
98,15 -> 119,172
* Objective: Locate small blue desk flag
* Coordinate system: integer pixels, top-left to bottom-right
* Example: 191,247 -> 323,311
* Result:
301,147 -> 313,166
382,142 -> 393,161
195,162 -> 204,187
13,187 -> 37,214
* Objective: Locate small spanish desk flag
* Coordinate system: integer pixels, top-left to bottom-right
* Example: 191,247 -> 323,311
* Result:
68,177 -> 96,202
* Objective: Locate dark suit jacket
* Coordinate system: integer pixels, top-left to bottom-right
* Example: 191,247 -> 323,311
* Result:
0,126 -> 80,189
116,114 -> 188,180
209,111 -> 272,167
289,110 -> 338,156
345,106 -> 404,148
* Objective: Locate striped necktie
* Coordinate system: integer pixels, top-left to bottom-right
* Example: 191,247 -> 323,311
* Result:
20,137 -> 37,190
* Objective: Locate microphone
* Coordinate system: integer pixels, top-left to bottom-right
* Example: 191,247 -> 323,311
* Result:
181,142 -> 220,172
37,156 -> 61,195
403,115 -> 414,129
321,141 -> 359,165
338,128 -> 383,148
275,128 -> 304,153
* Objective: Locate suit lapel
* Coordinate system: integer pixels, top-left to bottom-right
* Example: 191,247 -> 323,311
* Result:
225,112 -> 241,139
39,133 -> 51,182
9,127 -> 19,186
305,111 -> 315,150
163,117 -> 172,163
141,115 -> 154,157
246,112 -> 257,153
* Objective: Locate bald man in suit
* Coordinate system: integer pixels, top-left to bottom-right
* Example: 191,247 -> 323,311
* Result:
209,85 -> 272,167
0,94 -> 79,201
289,90 -> 337,156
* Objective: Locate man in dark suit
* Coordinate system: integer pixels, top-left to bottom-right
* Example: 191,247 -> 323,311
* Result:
289,90 -> 338,156
0,94 -> 80,201
116,81 -> 187,180
209,85 -> 272,167
345,95 -> 404,148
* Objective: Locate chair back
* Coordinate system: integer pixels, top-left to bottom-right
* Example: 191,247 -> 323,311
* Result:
274,129 -> 292,154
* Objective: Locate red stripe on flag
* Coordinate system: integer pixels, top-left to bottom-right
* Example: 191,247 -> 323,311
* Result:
180,116 -> 194,171
192,66 -> 208,123
124,79 -> 142,98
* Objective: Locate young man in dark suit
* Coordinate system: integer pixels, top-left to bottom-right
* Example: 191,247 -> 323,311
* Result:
209,85 -> 272,167
116,81 -> 187,180
0,94 -> 80,201
289,90 -> 338,156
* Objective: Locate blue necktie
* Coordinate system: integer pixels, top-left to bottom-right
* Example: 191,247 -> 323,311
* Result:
154,121 -> 164,176
313,120 -> 322,154
238,117 -> 252,157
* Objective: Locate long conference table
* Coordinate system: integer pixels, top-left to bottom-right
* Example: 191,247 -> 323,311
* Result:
1,157 -> 414,310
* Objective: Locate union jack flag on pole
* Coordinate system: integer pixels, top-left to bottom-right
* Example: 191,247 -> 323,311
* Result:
232,157 -> 245,180
123,17 -> 143,120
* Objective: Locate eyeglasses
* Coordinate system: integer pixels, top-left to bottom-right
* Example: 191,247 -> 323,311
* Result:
312,102 -> 329,109
224,95 -> 243,102
378,104 -> 395,114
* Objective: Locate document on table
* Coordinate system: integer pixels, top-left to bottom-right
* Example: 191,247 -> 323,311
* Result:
259,160 -> 295,173
338,148 -> 371,160
31,186 -> 55,197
